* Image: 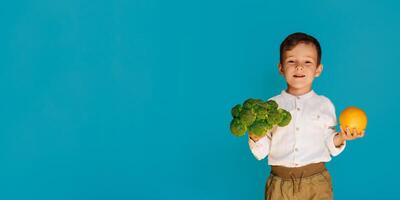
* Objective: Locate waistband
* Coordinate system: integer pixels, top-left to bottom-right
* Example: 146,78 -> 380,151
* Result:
271,162 -> 326,179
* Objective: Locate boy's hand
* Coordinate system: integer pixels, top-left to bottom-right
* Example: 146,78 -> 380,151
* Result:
338,125 -> 365,141
249,132 -> 265,142
334,126 -> 365,147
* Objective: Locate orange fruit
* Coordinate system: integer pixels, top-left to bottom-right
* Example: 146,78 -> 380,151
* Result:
339,106 -> 367,133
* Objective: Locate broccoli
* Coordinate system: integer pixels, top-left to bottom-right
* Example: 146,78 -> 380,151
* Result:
266,100 -> 278,111
253,104 -> 268,120
278,109 -> 292,127
248,119 -> 267,136
249,119 -> 273,136
230,118 -> 247,136
231,104 -> 242,118
239,108 -> 256,126
243,98 -> 262,109
268,109 -> 283,125
229,98 -> 291,137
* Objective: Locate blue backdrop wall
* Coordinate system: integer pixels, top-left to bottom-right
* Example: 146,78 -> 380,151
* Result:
0,0 -> 399,199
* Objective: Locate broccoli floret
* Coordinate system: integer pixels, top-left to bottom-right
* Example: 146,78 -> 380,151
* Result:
239,108 -> 256,126
266,100 -> 278,111
253,104 -> 268,120
278,109 -> 292,127
243,98 -> 262,109
248,119 -> 268,136
257,101 -> 269,109
268,109 -> 282,125
231,104 -> 242,118
230,118 -> 247,136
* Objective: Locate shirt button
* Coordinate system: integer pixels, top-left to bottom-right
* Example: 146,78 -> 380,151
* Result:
295,148 -> 298,152
296,96 -> 300,99
296,127 -> 300,131
296,107 -> 300,111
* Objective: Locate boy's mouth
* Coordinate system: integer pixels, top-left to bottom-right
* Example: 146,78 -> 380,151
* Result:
293,74 -> 306,78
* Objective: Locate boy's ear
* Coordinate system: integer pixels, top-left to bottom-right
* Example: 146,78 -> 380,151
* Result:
278,63 -> 284,75
315,64 -> 323,77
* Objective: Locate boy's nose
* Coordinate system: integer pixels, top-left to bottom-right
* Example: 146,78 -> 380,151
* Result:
295,65 -> 304,70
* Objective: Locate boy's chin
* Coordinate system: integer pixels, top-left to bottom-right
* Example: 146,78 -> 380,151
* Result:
287,83 -> 312,90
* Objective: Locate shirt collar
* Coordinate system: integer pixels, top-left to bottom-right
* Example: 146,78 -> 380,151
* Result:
281,89 -> 316,101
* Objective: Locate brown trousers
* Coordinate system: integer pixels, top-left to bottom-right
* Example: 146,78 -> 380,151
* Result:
265,162 -> 333,200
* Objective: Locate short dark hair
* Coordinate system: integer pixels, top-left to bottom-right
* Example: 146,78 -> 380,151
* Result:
279,32 -> 322,65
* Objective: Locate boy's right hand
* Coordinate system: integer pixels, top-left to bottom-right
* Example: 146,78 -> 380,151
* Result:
249,132 -> 264,142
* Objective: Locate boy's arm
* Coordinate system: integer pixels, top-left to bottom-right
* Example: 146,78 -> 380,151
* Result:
325,127 -> 347,156
325,98 -> 366,152
333,132 -> 346,147
248,131 -> 272,160
324,99 -> 347,156
334,126 -> 365,146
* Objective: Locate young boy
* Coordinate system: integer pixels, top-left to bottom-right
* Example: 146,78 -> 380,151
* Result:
249,32 -> 365,200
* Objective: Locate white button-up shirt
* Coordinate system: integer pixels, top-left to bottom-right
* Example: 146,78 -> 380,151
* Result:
248,90 -> 346,167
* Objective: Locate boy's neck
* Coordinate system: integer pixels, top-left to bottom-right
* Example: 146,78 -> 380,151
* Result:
286,86 -> 313,96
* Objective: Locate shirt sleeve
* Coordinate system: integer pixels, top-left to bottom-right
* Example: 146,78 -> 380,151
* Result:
248,130 -> 272,160
324,99 -> 346,157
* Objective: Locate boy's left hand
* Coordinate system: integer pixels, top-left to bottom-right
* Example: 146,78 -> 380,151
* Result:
338,125 -> 365,141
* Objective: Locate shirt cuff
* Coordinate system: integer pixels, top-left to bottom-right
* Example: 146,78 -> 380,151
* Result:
248,136 -> 270,160
248,135 -> 269,147
326,132 -> 346,157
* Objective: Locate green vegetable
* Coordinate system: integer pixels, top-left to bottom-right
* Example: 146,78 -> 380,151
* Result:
249,119 -> 272,136
268,109 -> 283,125
243,98 -> 262,109
253,104 -> 268,120
278,109 -> 292,127
266,100 -> 278,111
230,118 -> 247,136
229,98 -> 292,137
231,104 -> 242,118
239,108 -> 256,126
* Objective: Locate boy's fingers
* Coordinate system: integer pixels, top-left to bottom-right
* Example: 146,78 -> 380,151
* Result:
352,128 -> 358,137
343,131 -> 349,139
355,129 -> 363,138
349,128 -> 356,139
340,126 -> 344,134
359,130 -> 365,138
249,132 -> 257,138
340,131 -> 345,139
345,127 -> 351,137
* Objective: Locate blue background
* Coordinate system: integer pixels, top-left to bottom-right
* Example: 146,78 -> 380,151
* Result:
0,0 -> 399,199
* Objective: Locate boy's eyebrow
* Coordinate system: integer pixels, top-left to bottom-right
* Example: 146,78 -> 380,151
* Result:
284,56 -> 316,60
285,56 -> 314,60
304,56 -> 316,59
284,56 -> 295,60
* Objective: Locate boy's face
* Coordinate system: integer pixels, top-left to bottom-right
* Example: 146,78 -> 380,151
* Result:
278,42 -> 323,92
